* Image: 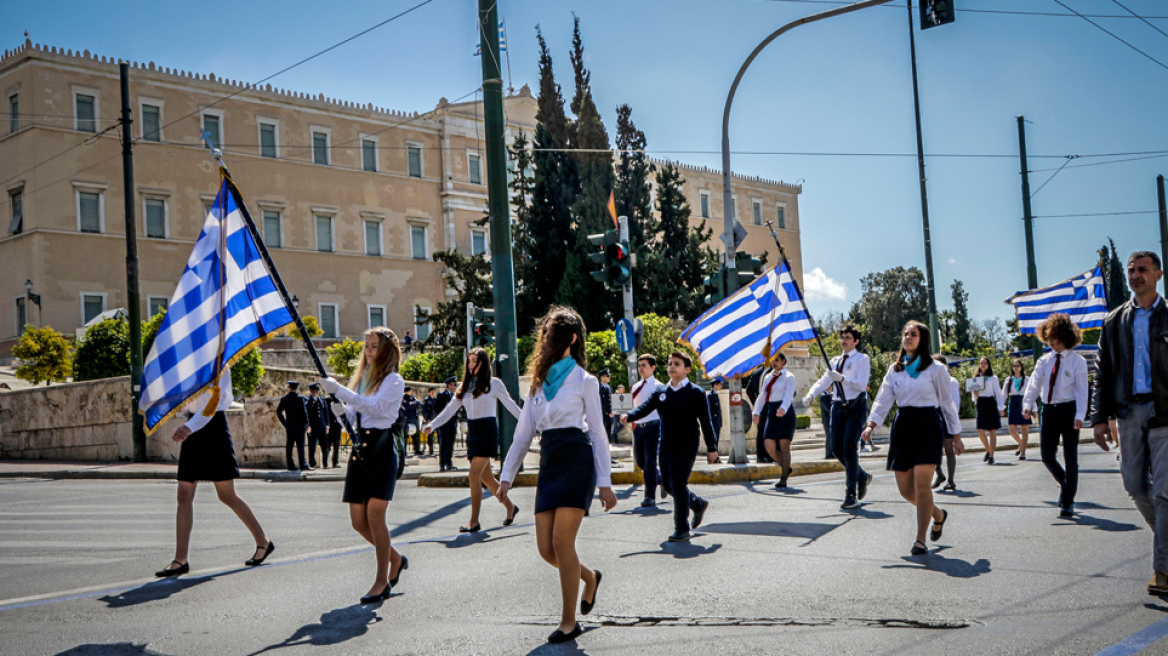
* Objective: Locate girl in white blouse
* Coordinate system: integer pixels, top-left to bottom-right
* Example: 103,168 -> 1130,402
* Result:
862,321 -> 963,556
423,347 -> 522,533
971,357 -> 1006,464
320,327 -> 408,604
498,307 -> 617,645
1004,358 -> 1032,460
753,352 -> 798,488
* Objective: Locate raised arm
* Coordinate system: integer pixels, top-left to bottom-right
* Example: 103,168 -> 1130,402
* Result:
492,378 -> 523,420
626,389 -> 661,422
426,391 -> 465,429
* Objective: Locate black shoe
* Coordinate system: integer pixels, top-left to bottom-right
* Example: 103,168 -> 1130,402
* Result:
547,623 -> 583,644
390,554 -> 409,587
155,561 -> 188,578
858,472 -> 873,500
581,570 -> 602,615
360,584 -> 391,604
660,486 -> 669,500
668,530 -> 692,542
932,472 -> 946,489
1060,507 -> 1074,519
943,482 -> 956,492
774,480 -> 787,489
930,509 -> 948,542
911,540 -> 928,555
245,540 -> 275,567
1019,454 -> 1027,461
640,498 -> 656,508
841,495 -> 859,510
503,505 -> 520,527
459,523 -> 481,533
983,453 -> 989,463
987,456 -> 995,465
691,499 -> 710,529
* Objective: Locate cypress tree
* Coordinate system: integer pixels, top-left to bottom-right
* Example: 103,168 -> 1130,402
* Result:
614,104 -> 658,308
951,279 -> 974,353
1107,237 -> 1131,310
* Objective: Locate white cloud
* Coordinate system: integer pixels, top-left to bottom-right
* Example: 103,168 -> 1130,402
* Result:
803,267 -> 848,302
948,258 -> 957,265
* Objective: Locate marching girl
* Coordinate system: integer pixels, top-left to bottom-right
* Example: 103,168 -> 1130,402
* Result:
971,357 -> 1006,464
752,352 -> 798,489
423,347 -> 522,532
1004,358 -> 1033,460
320,327 -> 408,603
497,307 -> 616,644
862,321 -> 963,556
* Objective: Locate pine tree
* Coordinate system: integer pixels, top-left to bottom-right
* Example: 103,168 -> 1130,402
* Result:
415,249 -> 494,349
651,162 -> 716,321
614,104 -> 658,308
951,279 -> 974,353
1106,237 -> 1131,310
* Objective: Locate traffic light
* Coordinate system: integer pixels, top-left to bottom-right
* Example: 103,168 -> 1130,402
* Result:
734,252 -> 764,288
703,268 -> 725,307
588,230 -> 619,284
920,0 -> 955,29
587,229 -> 632,288
473,308 -> 495,347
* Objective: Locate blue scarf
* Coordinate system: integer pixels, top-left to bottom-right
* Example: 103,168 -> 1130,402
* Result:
544,357 -> 576,401
903,355 -> 923,379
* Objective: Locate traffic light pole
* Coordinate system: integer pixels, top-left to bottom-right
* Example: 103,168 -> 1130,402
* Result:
619,216 -> 638,386
1017,116 -> 1043,365
907,1 -> 940,344
721,0 -> 895,465
120,63 -> 146,463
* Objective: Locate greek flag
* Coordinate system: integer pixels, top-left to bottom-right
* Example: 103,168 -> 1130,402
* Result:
1006,266 -> 1108,335
139,176 -> 295,433
473,22 -> 506,55
681,262 -> 817,379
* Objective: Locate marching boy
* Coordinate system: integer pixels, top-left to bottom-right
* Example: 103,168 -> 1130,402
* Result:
622,351 -> 719,542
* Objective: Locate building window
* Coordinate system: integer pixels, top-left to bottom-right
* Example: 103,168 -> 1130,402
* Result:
315,215 -> 333,252
8,93 -> 18,134
364,220 -> 382,256
202,113 -> 221,149
410,225 -> 427,259
77,189 -> 103,233
81,293 -> 106,325
8,188 -> 22,235
362,138 -> 377,172
468,152 -> 482,185
318,303 -> 338,339
148,296 -> 169,317
312,131 -> 329,165
141,104 -> 161,142
752,200 -> 762,226
699,191 -> 710,219
368,305 -> 386,330
144,198 -> 166,239
407,145 -> 423,178
74,93 -> 97,133
777,204 -> 786,230
202,201 -> 214,218
414,307 -> 432,341
259,122 -> 278,158
471,229 -> 487,256
262,210 -> 282,248
15,296 -> 27,336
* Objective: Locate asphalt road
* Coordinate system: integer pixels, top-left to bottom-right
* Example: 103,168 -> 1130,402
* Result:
1,449 -> 1165,656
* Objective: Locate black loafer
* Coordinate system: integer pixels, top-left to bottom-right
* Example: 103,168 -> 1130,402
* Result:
155,561 -> 188,578
390,554 -> 409,587
930,509 -> 948,542
858,472 -> 873,500
503,505 -> 520,527
667,530 -> 691,542
459,524 -> 481,533
911,540 -> 928,555
246,540 -> 275,567
547,623 -> 583,644
691,499 -> 710,529
581,570 -> 602,615
640,498 -> 656,508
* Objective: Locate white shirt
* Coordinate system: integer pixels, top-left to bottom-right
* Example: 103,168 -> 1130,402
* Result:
806,350 -> 870,402
949,376 -> 962,411
754,369 -> 796,415
972,375 -> 1005,413
181,368 -> 233,433
868,361 -> 962,435
501,366 -> 613,488
1004,375 -> 1028,397
427,376 -> 522,429
332,372 -> 405,430
1022,350 -> 1089,423
631,376 -> 665,423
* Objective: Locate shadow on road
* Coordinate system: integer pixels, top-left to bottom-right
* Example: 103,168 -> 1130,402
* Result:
414,531 -> 526,548
523,627 -> 595,655
935,489 -> 981,499
699,520 -> 838,541
246,603 -> 384,654
55,644 -> 177,656
620,540 -> 722,560
97,570 -> 240,608
1057,513 -> 1141,532
883,547 -> 992,578
390,496 -> 474,539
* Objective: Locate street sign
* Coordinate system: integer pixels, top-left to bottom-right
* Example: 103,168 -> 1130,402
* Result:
616,318 -> 635,353
633,318 -> 644,351
612,392 -> 635,414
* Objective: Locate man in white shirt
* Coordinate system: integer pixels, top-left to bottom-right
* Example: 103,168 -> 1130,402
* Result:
631,354 -> 666,508
803,326 -> 873,509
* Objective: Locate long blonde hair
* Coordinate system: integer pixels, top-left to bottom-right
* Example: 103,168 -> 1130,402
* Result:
348,327 -> 401,394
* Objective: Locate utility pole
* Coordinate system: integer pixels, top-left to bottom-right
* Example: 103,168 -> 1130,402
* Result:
120,62 -> 145,463
1158,175 -> 1167,295
619,216 -> 637,386
1017,115 -> 1042,364
907,1 -> 939,343
478,0 -> 520,458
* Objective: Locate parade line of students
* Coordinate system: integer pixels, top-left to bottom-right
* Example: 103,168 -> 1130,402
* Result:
152,251 -> 1166,645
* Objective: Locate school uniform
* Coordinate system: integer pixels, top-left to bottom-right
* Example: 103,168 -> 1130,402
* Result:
501,365 -> 612,513
421,394 -> 437,455
868,359 -> 962,472
176,368 -> 240,483
630,376 -> 666,501
1023,350 -> 1089,512
754,369 -> 797,444
626,379 -> 718,536
707,389 -> 723,443
427,378 -> 522,460
276,389 -> 309,471
973,375 -> 1005,431
305,394 -> 329,468
332,373 -> 405,503
433,388 -> 457,469
1005,375 -> 1032,426
806,350 -> 872,499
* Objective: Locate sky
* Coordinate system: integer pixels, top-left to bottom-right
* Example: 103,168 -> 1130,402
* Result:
8,0 -> 1166,323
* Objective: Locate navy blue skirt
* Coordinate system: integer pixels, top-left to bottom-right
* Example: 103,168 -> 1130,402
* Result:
887,406 -> 945,472
342,428 -> 398,503
177,412 -> 241,483
465,417 -> 498,459
763,402 -> 797,442
535,428 -> 596,514
1007,395 -> 1032,426
976,396 -> 1002,431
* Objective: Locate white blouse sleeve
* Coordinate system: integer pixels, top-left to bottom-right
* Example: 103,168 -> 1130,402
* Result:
333,374 -> 404,421
753,372 -> 771,416
492,378 -> 523,419
500,394 -> 536,485
991,376 -> 1005,412
582,375 -> 613,488
1073,356 -> 1089,424
427,391 -> 465,429
1022,361 -> 1043,413
866,365 -> 898,427
182,368 -> 232,433
935,366 -> 962,435
780,372 -> 796,413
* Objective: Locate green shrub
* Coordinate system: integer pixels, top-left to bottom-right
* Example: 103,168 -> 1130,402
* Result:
73,318 -> 130,381
796,415 -> 810,430
13,325 -> 73,385
142,310 -> 166,357
231,348 -> 264,397
401,349 -> 466,383
290,315 -> 323,341
326,338 -> 363,378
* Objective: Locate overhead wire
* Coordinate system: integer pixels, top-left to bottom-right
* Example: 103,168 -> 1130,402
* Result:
1051,0 -> 1168,72
1109,0 -> 1168,40
765,0 -> 1168,19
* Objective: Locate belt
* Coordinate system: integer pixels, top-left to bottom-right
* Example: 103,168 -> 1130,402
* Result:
637,420 -> 660,427
1044,401 -> 1075,408
1133,394 -> 1155,404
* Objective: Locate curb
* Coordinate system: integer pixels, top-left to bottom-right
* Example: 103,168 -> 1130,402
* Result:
0,468 -> 426,482
417,460 -> 846,488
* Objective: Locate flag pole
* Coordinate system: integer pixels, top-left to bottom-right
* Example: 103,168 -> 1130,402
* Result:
764,220 -> 846,401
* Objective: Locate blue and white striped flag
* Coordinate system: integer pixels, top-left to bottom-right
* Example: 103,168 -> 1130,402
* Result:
1006,266 -> 1108,335
473,22 -> 506,55
681,262 -> 817,379
140,176 -> 295,433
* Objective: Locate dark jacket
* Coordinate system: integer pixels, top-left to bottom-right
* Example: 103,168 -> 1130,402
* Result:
627,380 -> 718,454
277,392 -> 308,429
400,395 -> 420,421
1091,297 -> 1168,426
422,395 -> 437,422
306,395 -> 329,431
707,389 -> 723,426
599,381 -> 613,417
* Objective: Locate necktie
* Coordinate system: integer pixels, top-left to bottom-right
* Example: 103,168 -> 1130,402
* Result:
1047,354 -> 1061,403
764,373 -> 779,403
633,380 -> 645,397
834,354 -> 849,398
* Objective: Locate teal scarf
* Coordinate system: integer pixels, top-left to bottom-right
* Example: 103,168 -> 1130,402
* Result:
544,357 -> 576,401
903,355 -> 924,379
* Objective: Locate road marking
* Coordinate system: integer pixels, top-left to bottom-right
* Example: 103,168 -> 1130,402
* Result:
1094,615 -> 1168,656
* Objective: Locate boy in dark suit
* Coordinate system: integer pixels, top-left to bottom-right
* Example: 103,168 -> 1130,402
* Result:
622,352 -> 719,542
